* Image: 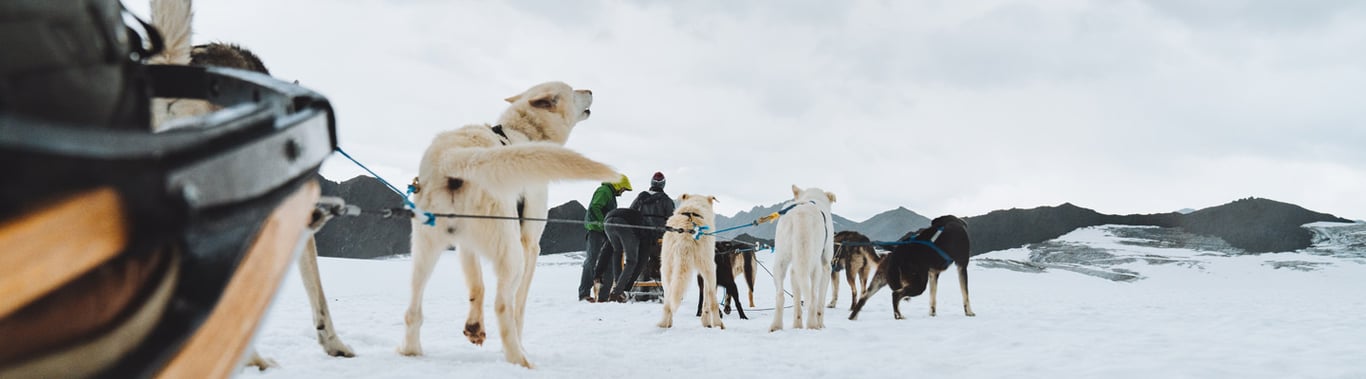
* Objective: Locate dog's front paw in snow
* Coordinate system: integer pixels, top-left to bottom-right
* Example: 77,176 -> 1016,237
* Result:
397,343 -> 423,357
464,322 -> 486,346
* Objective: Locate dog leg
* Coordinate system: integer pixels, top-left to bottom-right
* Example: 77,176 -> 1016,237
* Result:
808,269 -> 825,329
846,260 -> 859,310
827,269 -> 839,309
959,264 -> 976,317
722,291 -> 732,315
855,263 -> 870,310
695,275 -> 704,318
892,291 -> 906,320
848,266 -> 887,321
790,272 -> 805,330
698,254 -> 724,329
928,270 -> 939,317
769,258 -> 789,332
657,256 -> 679,328
298,235 -> 355,357
724,278 -> 746,320
398,231 -> 444,356
490,242 -> 533,368
517,190 -> 548,332
244,349 -> 278,371
460,251 -> 487,346
744,253 -> 757,308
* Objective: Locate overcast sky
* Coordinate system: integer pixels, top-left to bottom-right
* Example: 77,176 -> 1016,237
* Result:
127,0 -> 1366,221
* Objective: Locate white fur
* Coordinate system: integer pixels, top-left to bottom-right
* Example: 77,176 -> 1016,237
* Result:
399,82 -> 616,369
147,0 -> 213,132
769,185 -> 836,332
656,194 -> 724,330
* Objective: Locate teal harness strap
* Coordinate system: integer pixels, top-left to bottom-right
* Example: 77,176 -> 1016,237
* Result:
336,147 -> 437,225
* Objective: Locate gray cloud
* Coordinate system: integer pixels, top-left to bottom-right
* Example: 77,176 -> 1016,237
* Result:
124,0 -> 1366,221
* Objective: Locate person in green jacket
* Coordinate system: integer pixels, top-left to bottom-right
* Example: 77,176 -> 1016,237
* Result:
578,174 -> 632,301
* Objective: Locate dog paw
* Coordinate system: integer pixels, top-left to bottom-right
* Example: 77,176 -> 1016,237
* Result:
245,352 -> 278,371
397,344 -> 424,357
464,323 -> 487,346
740,314 -> 749,320
930,309 -> 938,317
966,311 -> 977,317
894,313 -> 904,320
510,356 -> 535,369
657,320 -> 673,329
325,342 -> 356,358
769,324 -> 782,332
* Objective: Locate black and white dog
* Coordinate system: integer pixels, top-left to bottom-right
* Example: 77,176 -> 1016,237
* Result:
849,215 -> 975,320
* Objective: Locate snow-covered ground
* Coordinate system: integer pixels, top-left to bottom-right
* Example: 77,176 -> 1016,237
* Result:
244,224 -> 1366,378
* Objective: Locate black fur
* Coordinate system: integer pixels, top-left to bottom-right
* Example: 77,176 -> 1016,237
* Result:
190,42 -> 270,74
849,215 -> 972,320
696,240 -> 753,320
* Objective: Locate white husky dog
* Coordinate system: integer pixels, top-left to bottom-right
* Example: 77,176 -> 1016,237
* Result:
657,194 -> 725,330
399,82 -> 617,368
769,185 -> 836,332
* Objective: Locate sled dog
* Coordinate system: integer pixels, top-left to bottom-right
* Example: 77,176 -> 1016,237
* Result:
399,82 -> 617,368
829,231 -> 879,310
657,194 -> 725,329
769,185 -> 836,332
849,215 -> 975,320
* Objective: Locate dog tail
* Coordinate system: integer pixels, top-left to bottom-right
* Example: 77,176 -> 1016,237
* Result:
148,0 -> 193,65
438,142 -> 618,193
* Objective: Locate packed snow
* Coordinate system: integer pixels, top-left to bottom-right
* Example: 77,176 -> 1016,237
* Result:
243,224 -> 1366,378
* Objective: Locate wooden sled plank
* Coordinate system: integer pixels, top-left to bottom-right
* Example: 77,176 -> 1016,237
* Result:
0,188 -> 128,320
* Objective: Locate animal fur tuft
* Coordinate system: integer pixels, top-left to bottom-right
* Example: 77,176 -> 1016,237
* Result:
148,0 -> 193,65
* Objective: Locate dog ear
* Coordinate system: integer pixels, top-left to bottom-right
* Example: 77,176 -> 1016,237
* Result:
504,94 -> 522,104
681,193 -> 690,201
708,196 -> 718,205
529,94 -> 559,109
826,192 -> 837,203
791,184 -> 801,198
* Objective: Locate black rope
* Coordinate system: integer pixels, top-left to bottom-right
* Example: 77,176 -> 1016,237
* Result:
365,207 -> 693,234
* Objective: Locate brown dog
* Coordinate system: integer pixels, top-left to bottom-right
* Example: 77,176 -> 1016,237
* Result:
828,231 -> 879,310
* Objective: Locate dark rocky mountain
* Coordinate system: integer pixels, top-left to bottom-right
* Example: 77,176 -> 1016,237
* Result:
963,203 -> 1178,255
314,175 -> 410,259
1179,198 -> 1350,253
962,198 -> 1348,255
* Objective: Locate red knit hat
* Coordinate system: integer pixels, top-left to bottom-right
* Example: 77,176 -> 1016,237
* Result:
650,172 -> 665,189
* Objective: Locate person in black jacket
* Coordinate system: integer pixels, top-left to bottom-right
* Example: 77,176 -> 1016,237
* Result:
602,172 -> 676,302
